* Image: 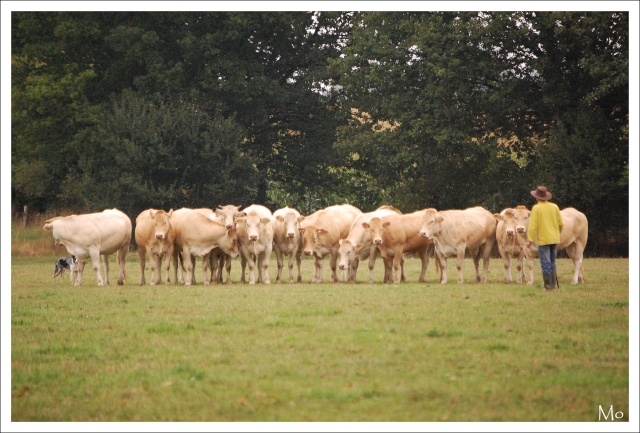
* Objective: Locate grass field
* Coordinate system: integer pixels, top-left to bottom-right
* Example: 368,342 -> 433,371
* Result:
8,249 -> 630,423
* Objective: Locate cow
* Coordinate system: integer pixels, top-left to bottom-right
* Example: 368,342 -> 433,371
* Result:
273,206 -> 303,284
43,208 -> 132,286
170,209 -> 239,285
236,208 -> 274,284
207,205 -> 243,285
338,206 -> 403,283
419,206 -> 497,284
135,208 -> 176,286
171,207 -> 219,284
362,211 -> 435,284
299,204 -> 362,283
494,206 -> 533,284
526,207 -> 588,284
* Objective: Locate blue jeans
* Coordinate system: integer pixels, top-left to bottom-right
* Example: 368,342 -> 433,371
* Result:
538,244 -> 558,275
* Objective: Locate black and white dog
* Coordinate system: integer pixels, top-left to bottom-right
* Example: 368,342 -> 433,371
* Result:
53,256 -> 78,282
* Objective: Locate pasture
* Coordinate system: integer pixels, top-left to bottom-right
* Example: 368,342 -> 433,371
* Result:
9,251 -> 630,423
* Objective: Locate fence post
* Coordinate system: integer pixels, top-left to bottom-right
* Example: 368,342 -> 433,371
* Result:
23,205 -> 28,228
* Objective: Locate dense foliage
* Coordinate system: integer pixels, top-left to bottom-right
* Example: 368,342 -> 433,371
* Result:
11,11 -> 629,256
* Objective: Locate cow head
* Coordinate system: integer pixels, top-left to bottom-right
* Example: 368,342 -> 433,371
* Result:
513,205 -> 530,235
220,227 -> 239,258
150,209 -> 173,240
419,208 -> 443,239
215,205 -> 242,230
276,212 -> 300,239
241,212 -> 268,242
337,239 -> 365,270
362,217 -> 390,246
301,225 -> 328,256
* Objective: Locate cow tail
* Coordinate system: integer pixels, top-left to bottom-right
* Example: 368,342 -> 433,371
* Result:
179,252 -> 186,273
117,250 -> 128,283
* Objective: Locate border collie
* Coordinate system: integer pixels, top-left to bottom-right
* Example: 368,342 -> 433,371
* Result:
53,256 -> 78,282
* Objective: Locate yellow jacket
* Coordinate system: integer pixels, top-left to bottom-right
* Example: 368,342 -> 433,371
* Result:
528,200 -> 563,246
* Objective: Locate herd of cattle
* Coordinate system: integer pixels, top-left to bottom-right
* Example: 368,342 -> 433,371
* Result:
42,203 -> 588,287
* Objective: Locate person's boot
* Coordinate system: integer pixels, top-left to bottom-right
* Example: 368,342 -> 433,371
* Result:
551,269 -> 558,289
543,273 -> 554,290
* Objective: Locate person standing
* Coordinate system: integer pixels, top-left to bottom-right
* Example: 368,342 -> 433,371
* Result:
526,186 -> 563,290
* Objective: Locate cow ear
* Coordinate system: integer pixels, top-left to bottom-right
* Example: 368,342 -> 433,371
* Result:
436,215 -> 445,223
227,228 -> 237,236
150,209 -> 157,218
234,211 -> 246,219
276,215 -> 284,222
297,216 -> 305,223
362,222 -> 370,229
382,221 -> 392,228
299,228 -> 306,235
261,217 -> 271,225
215,209 -> 223,217
493,213 -> 503,222
317,228 -> 328,236
505,208 -> 514,217
355,243 -> 364,252
167,209 -> 174,217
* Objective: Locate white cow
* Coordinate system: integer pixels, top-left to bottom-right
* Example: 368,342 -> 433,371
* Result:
526,207 -> 589,284
273,206 -> 303,283
236,206 -> 274,284
419,206 -> 497,284
43,208 -> 132,286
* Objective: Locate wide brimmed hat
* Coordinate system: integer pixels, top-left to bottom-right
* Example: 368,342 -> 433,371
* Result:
531,185 -> 552,200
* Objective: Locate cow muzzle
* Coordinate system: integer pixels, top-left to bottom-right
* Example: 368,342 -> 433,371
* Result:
517,227 -> 526,234
250,235 -> 258,241
287,232 -> 296,238
156,233 -> 165,239
373,238 -> 382,245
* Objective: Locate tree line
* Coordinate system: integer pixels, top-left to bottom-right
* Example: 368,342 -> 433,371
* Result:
11,11 -> 628,256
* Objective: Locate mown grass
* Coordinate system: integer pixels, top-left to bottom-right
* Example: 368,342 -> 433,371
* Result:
10,250 -> 630,423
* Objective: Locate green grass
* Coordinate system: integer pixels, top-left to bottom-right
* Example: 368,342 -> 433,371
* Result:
10,254 -> 630,422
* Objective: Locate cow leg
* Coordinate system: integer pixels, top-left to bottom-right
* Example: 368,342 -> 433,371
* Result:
262,246 -> 272,284
350,257 -> 359,283
247,254 -> 256,285
223,254 -> 232,284
240,255 -> 247,283
418,248 -> 428,283
287,252 -> 295,284
565,243 -> 584,284
481,240 -> 493,283
87,249 -> 104,286
202,252 -> 211,286
368,247 -> 378,283
149,252 -> 158,286
295,250 -> 302,283
515,250 -> 524,284
392,249 -> 403,284
74,258 -> 86,286
455,245 -> 467,284
275,247 -> 284,283
172,251 -> 180,284
182,248 -> 195,285
138,247 -> 147,285
313,254 -> 323,283
119,244 -> 129,286
102,254 -> 110,286
329,250 -> 340,283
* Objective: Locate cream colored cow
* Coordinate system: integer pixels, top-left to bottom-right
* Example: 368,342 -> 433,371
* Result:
43,208 -> 132,286
135,208 -> 175,285
419,206 -> 496,284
